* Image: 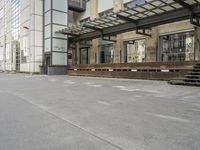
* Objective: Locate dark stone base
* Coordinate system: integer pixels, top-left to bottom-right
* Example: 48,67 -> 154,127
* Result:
47,66 -> 67,75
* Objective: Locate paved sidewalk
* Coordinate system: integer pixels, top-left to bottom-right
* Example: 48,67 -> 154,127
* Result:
0,73 -> 200,150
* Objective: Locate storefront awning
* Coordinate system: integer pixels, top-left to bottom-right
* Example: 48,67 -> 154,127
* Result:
57,0 -> 200,39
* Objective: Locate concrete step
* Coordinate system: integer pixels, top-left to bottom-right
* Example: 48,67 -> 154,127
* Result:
194,66 -> 200,69
169,80 -> 200,86
168,63 -> 200,87
192,69 -> 200,72
183,78 -> 200,83
189,72 -> 200,75
185,75 -> 200,79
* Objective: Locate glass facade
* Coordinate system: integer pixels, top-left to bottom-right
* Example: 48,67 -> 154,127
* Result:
44,0 -> 68,66
0,0 -> 20,71
11,0 -> 20,71
159,31 -> 195,62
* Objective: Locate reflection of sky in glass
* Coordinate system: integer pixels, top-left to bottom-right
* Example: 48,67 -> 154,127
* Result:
127,0 -> 146,8
11,0 -> 20,40
126,0 -> 155,8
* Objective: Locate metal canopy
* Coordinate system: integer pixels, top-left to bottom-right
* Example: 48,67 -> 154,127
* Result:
56,25 -> 94,36
57,0 -> 200,40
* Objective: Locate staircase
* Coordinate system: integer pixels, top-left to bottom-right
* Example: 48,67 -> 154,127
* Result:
169,63 -> 200,86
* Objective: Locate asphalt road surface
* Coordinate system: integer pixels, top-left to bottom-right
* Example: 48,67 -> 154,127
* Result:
0,73 -> 200,150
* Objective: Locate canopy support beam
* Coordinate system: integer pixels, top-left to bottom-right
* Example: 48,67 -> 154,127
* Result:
102,36 -> 117,43
117,14 -> 137,24
190,15 -> 200,27
83,24 -> 103,32
136,28 -> 151,37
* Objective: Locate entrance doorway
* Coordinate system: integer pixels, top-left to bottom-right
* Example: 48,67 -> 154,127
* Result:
80,48 -> 89,64
99,44 -> 114,64
45,55 -> 51,74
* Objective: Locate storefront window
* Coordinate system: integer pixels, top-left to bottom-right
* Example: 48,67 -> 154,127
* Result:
159,31 -> 195,62
124,39 -> 146,63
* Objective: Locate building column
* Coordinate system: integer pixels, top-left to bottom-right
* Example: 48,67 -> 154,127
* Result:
195,27 -> 200,61
113,0 -> 123,63
146,27 -> 159,62
76,42 -> 80,64
89,0 -> 98,64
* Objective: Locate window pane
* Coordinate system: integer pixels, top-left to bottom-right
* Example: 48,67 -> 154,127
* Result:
52,11 -> 67,25
45,39 -> 51,52
45,11 -> 51,25
52,38 -> 67,52
52,25 -> 67,38
45,0 -> 51,12
160,31 -> 195,62
52,52 -> 67,65
53,0 -> 68,12
45,25 -> 51,38
126,39 -> 146,63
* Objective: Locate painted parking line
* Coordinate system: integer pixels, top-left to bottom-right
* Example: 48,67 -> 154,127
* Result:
112,85 -> 141,92
97,101 -> 111,106
88,84 -> 102,88
112,86 -> 126,89
120,88 -> 141,92
152,113 -> 189,123
64,80 -> 76,84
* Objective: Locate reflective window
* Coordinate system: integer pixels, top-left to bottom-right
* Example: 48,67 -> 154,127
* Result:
52,38 -> 67,52
52,52 -> 67,65
159,31 -> 195,62
44,0 -> 68,66
53,0 -> 68,12
11,0 -> 20,70
45,0 -> 51,12
52,11 -> 68,25
123,39 -> 146,63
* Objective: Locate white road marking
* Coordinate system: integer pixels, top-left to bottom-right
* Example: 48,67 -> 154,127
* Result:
88,84 -> 102,88
120,88 -> 141,92
86,82 -> 95,85
64,80 -> 75,84
152,114 -> 189,123
25,75 -> 47,78
36,78 -> 44,81
97,101 -> 111,106
112,86 -> 126,89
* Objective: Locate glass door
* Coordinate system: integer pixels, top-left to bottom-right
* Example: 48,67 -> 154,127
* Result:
80,48 -> 89,64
